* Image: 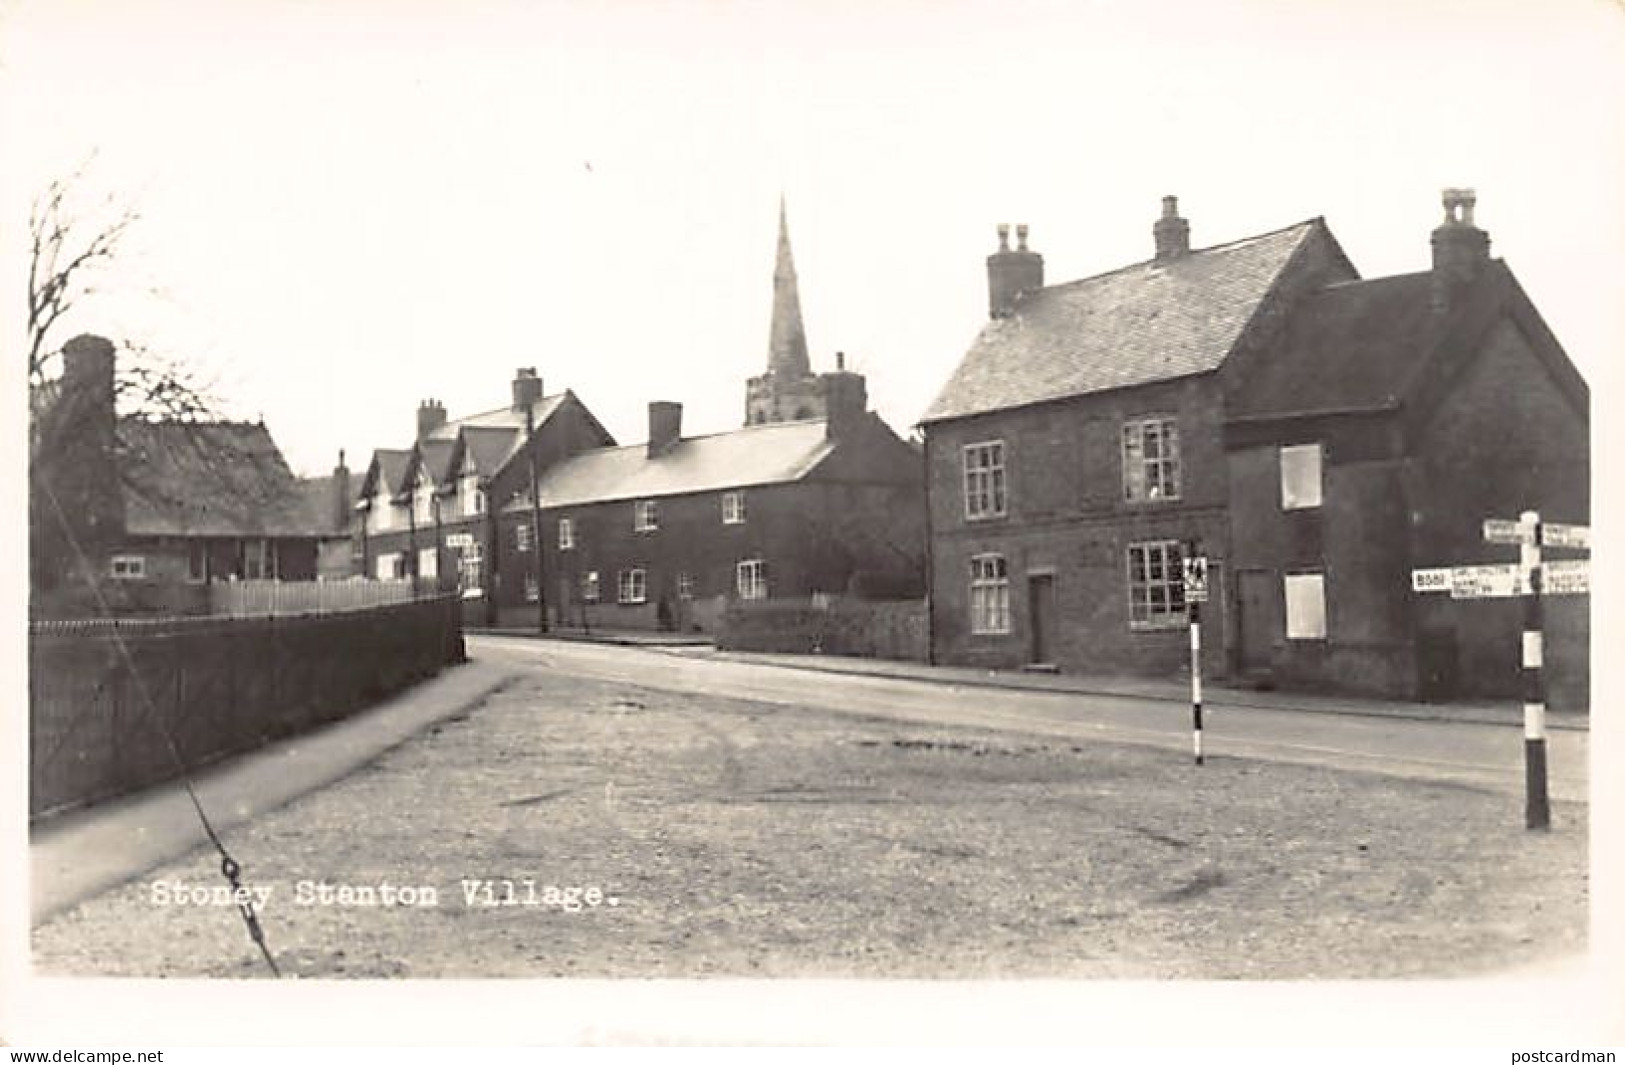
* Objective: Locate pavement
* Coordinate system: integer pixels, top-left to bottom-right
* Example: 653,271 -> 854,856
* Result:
474,626 -> 1589,732
29,659 -> 517,925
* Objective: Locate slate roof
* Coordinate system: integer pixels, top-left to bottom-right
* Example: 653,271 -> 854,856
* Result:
414,437 -> 458,487
1229,271 -> 1441,419
457,424 -> 524,478
519,418 -> 836,510
425,395 -> 565,440
921,220 -> 1323,423
119,420 -> 331,538
365,448 -> 413,500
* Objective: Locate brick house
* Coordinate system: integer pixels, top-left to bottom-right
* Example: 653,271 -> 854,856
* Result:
489,202 -> 926,632
920,193 -> 1588,705
354,369 -> 617,622
30,334 -> 348,617
495,395 -> 924,632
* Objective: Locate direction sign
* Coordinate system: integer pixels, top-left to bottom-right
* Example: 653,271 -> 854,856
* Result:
1411,567 -> 1454,593
1541,523 -> 1590,551
1543,559 -> 1590,595
1483,518 -> 1534,545
1182,556 -> 1209,603
1448,564 -> 1531,600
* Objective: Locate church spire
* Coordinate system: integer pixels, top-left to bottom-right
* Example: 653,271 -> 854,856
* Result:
767,196 -> 811,379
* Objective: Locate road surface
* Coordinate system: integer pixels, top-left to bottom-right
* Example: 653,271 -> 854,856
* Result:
472,635 -> 1588,802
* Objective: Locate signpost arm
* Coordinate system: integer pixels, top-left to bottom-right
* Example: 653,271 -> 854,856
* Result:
1520,510 -> 1550,831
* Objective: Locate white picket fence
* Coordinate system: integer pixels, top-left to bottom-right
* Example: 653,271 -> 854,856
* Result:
209,578 -> 417,617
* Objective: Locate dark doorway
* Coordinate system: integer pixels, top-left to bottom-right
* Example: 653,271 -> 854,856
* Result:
1236,569 -> 1279,674
1028,573 -> 1057,666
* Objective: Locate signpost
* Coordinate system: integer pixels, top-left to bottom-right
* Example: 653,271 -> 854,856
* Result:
1412,512 -> 1589,831
1183,551 -> 1209,766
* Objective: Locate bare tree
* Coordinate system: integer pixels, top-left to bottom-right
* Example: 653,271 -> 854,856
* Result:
26,162 -> 219,422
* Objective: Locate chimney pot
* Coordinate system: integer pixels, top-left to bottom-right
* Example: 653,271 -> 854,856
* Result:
1431,187 -> 1490,310
1153,195 -> 1191,262
512,367 -> 543,412
986,223 -> 1044,319
416,398 -> 447,440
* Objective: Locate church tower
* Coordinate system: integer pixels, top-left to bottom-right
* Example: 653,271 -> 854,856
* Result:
744,199 -> 864,426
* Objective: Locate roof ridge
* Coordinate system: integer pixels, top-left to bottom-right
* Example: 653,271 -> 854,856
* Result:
1034,217 -> 1320,295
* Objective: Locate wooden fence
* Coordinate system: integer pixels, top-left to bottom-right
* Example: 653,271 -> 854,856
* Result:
209,578 -> 416,617
28,594 -> 465,820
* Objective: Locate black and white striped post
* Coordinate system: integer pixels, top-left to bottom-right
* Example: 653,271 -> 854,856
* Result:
1190,598 -> 1204,766
1519,509 -> 1550,831
1183,548 -> 1209,766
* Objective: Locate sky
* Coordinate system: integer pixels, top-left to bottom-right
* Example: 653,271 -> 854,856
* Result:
3,0 -> 1622,484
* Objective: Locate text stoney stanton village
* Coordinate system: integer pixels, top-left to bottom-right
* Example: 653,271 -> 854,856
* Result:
148,878 -> 620,912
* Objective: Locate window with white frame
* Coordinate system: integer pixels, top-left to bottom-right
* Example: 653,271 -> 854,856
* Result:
1126,540 -> 1187,629
1284,572 -> 1328,640
558,517 -> 575,550
677,572 -> 696,600
969,554 -> 1010,634
459,472 -> 483,517
1280,443 -> 1324,510
618,567 -> 647,604
722,491 -> 746,524
515,520 -> 532,553
110,555 -> 146,580
376,552 -> 403,581
523,573 -> 539,603
582,571 -> 601,602
371,487 -> 393,532
457,541 -> 483,593
414,477 -> 434,525
1122,417 -> 1182,502
418,547 -> 438,581
962,441 -> 1007,520
634,499 -> 660,532
736,559 -> 768,600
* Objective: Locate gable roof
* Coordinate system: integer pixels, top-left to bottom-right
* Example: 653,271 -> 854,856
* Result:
457,424 -> 525,477
1228,271 -> 1442,419
294,472 -> 349,538
119,420 -> 330,538
400,436 -> 458,498
518,418 -> 837,510
359,448 -> 412,502
1230,261 -> 1589,424
426,393 -> 566,441
921,220 -> 1324,424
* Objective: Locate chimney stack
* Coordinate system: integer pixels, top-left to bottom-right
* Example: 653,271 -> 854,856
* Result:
823,365 -> 868,440
511,367 -> 543,412
332,449 -> 352,534
1153,195 -> 1191,262
416,398 -> 447,440
647,401 -> 683,457
1431,188 -> 1491,311
986,223 -> 1045,319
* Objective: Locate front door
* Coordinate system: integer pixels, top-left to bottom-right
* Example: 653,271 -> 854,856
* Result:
1236,568 -> 1279,673
1028,573 -> 1057,666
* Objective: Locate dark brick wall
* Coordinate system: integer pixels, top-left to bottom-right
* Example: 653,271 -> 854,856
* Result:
1227,437 -> 1418,697
1409,318 -> 1589,708
926,374 -> 1232,677
496,471 -> 923,632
